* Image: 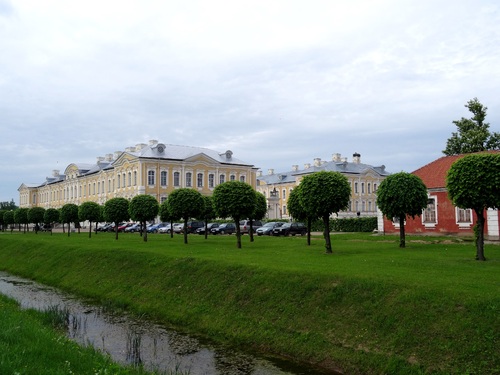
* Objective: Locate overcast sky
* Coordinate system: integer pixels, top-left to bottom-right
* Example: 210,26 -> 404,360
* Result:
1,0 -> 499,204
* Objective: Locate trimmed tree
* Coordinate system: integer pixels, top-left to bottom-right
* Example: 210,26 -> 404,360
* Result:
44,208 -> 60,235
446,153 -> 500,261
3,211 -> 15,232
0,209 -> 6,231
249,192 -> 267,242
159,198 -> 177,239
288,184 -> 314,246
78,202 -> 101,238
444,98 -> 500,155
212,181 -> 256,249
60,204 -> 79,237
103,197 -> 130,240
299,171 -> 351,253
167,188 -> 204,244
199,195 -> 216,240
129,195 -> 160,242
376,172 -> 428,248
28,207 -> 46,233
14,208 -> 29,233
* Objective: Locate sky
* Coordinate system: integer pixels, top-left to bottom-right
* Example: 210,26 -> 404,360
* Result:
1,0 -> 500,204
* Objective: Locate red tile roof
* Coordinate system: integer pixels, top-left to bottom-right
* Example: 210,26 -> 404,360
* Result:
412,151 -> 500,189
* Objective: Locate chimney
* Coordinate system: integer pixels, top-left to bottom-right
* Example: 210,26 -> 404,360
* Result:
332,153 -> 341,162
96,156 -> 105,164
304,163 -> 311,169
342,157 -> 348,162
292,165 -> 299,171
314,158 -> 321,167
267,168 -> 274,175
125,147 -> 135,152
353,152 -> 361,164
135,143 -> 147,152
52,170 -> 60,177
149,139 -> 159,146
257,170 -> 263,177
114,151 -> 122,159
105,154 -> 113,162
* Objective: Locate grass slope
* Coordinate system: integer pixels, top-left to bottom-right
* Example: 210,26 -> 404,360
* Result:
0,231 -> 498,374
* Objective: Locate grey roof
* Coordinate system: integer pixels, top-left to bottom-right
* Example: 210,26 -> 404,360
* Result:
258,160 -> 390,185
129,143 -> 253,166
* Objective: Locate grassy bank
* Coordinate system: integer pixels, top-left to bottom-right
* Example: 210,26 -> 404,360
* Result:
0,232 -> 498,374
0,293 -> 156,374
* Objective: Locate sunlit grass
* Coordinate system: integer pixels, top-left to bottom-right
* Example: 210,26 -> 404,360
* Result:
0,231 -> 498,374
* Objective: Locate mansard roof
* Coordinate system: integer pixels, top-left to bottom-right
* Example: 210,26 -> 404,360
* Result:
258,156 -> 390,185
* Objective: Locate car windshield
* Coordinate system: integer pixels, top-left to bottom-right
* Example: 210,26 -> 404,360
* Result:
281,223 -> 291,228
262,222 -> 275,227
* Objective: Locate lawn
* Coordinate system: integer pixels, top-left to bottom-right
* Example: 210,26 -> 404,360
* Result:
0,231 -> 498,374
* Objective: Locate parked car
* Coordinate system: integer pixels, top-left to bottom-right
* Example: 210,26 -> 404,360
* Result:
272,222 -> 306,236
172,223 -> 184,233
196,223 -> 219,235
184,221 -> 205,234
158,223 -> 178,234
117,222 -> 134,232
256,222 -> 283,236
239,219 -> 263,234
147,222 -> 168,233
211,223 -> 236,235
125,223 -> 142,233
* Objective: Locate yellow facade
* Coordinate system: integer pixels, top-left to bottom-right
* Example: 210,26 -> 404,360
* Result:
18,141 -> 257,209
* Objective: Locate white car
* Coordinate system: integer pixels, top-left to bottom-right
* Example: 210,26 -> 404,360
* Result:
158,223 -> 181,234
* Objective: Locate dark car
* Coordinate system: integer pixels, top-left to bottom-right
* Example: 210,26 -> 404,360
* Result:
211,223 -> 236,235
183,221 -> 205,234
256,222 -> 283,236
196,223 -> 219,235
272,222 -> 306,236
239,219 -> 263,234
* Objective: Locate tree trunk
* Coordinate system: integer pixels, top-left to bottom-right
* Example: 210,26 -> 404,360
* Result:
474,209 -> 486,261
323,215 -> 332,253
183,218 -> 188,244
204,220 -> 209,240
143,221 -> 148,242
67,222 -> 71,237
307,217 -> 311,246
249,222 -> 255,242
115,223 -> 119,240
88,221 -> 92,238
399,215 -> 405,248
235,218 -> 242,249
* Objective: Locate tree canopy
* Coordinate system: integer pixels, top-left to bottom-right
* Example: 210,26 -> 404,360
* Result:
78,201 -> 101,238
376,172 -> 428,248
212,181 -> 256,249
248,192 -> 267,242
3,210 -> 15,231
44,208 -> 60,234
199,195 -> 216,240
28,207 -> 46,233
287,185 -> 313,245
129,195 -> 159,242
299,171 -> 351,253
446,153 -> 500,260
167,188 -> 204,244
443,98 -> 500,155
14,208 -> 29,233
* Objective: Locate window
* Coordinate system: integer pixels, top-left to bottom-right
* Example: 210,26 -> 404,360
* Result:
362,201 -> 365,212
240,175 -> 245,182
368,201 -> 372,211
186,172 -> 192,187
123,174 -> 126,187
230,174 -> 236,181
423,198 -> 437,224
128,172 -> 132,187
361,183 -> 365,194
219,174 -> 225,184
108,179 -> 111,192
283,205 -> 287,215
354,182 -> 358,194
208,174 -> 215,188
160,196 -> 167,204
368,183 -> 371,194
282,189 -> 286,200
133,171 -> 137,186
373,183 -> 377,192
97,181 -> 100,194
197,173 -> 203,188
148,170 -> 155,186
93,183 -> 96,195
456,208 -> 472,223
161,171 -> 167,186
174,172 -> 180,186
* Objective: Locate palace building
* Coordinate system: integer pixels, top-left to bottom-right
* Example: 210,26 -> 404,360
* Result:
256,153 -> 390,220
18,140 -> 258,209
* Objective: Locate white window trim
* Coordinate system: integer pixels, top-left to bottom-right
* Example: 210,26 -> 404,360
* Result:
455,207 -> 473,228
422,195 -> 438,229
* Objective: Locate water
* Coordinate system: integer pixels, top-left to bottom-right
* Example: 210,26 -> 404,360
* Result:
0,272 -> 332,375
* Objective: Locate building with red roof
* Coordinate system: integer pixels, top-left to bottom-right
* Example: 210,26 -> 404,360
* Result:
379,151 -> 500,239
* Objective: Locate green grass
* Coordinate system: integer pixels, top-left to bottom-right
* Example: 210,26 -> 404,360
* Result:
0,294 -> 156,375
0,231 -> 498,374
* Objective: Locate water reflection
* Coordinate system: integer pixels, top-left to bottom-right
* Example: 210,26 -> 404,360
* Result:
0,272 -> 329,375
